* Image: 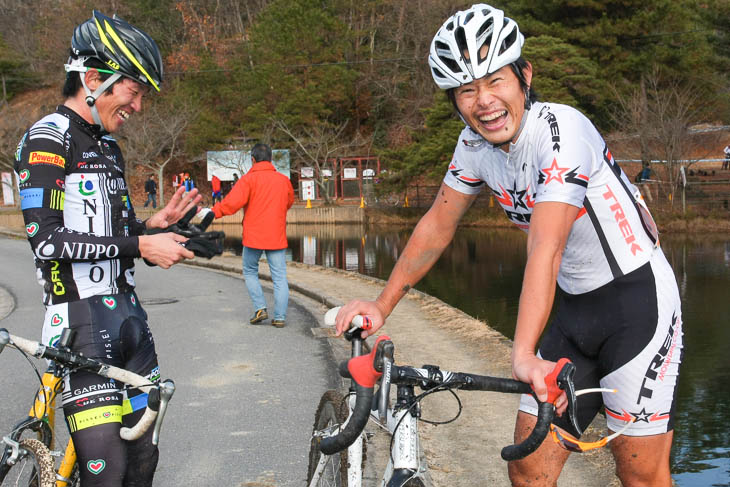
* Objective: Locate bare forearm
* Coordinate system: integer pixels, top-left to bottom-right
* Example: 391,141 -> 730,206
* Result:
512,201 -> 577,362
376,184 -> 474,316
512,245 -> 560,357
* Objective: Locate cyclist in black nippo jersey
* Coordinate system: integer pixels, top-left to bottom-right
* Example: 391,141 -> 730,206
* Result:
335,4 -> 682,486
14,11 -> 201,487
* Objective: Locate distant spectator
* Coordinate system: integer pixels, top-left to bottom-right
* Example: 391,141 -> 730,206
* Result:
211,174 -> 222,203
144,174 -> 157,208
635,163 -> 651,183
210,144 -> 294,328
183,172 -> 195,193
723,144 -> 730,170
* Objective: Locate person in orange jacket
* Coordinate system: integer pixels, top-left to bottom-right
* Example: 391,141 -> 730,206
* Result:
211,174 -> 222,203
211,143 -> 294,327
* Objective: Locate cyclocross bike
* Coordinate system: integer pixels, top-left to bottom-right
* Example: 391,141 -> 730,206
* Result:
306,307 -> 580,487
0,327 -> 175,487
307,307 -> 632,487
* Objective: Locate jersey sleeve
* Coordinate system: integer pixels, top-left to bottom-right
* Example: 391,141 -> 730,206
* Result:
15,123 -> 140,262
442,133 -> 486,195
533,109 -> 596,208
107,142 -> 146,237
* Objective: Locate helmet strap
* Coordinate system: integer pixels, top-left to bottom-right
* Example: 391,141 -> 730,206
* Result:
78,71 -> 121,131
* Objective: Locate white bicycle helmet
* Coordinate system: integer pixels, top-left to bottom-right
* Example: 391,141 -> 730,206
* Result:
429,4 -> 524,90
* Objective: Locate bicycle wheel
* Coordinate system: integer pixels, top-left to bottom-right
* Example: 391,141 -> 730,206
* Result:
0,438 -> 55,487
307,390 -> 352,486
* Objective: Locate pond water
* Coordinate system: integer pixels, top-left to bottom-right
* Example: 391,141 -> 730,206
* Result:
217,223 -> 730,486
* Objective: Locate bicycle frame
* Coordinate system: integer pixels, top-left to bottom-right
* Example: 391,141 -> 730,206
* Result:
379,385 -> 425,486
309,336 -> 428,487
0,364 -> 76,486
26,365 -> 76,486
1,328 -> 176,487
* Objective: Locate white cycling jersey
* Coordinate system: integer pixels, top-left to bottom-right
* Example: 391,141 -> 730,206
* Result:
443,101 -> 658,295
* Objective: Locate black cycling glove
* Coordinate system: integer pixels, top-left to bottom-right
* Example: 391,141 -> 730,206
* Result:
145,206 -> 224,261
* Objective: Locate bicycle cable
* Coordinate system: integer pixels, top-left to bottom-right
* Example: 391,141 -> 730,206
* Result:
387,380 -> 464,465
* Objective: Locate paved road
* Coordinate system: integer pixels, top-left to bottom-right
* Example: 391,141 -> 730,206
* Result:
0,237 -> 338,486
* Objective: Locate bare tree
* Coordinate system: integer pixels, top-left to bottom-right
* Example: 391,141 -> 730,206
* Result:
274,119 -> 372,205
610,66 -> 723,207
118,95 -> 198,207
0,98 -> 56,206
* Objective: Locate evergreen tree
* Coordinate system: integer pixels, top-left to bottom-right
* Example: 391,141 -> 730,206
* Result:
231,0 -> 359,141
508,0 -> 722,127
382,91 -> 464,190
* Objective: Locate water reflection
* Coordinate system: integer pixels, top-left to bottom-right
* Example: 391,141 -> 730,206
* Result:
215,223 -> 730,485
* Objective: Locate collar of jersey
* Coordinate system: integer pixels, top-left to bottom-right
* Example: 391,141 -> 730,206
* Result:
57,105 -> 109,137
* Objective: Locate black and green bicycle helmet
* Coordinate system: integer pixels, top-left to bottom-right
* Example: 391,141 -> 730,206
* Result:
65,11 -> 163,129
71,10 -> 163,92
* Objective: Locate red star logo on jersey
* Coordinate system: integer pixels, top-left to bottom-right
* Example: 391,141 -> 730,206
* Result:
543,158 -> 570,184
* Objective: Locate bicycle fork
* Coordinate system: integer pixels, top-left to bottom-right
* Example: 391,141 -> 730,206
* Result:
382,385 -> 424,487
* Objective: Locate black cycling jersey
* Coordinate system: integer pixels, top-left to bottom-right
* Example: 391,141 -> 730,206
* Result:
15,105 -> 146,305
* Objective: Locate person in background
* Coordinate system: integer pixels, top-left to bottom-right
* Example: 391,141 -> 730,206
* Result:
144,174 -> 157,208
335,4 -> 682,486
211,173 -> 222,204
210,144 -> 294,328
183,172 -> 195,193
723,144 -> 730,170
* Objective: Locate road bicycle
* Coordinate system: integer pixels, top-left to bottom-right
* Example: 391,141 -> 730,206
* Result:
306,308 -> 580,487
0,328 -> 175,487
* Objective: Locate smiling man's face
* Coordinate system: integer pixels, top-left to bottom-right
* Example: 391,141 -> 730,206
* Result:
94,77 -> 148,133
454,63 -> 532,150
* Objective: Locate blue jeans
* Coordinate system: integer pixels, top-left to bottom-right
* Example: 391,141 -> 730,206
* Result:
242,247 -> 288,321
144,193 -> 156,208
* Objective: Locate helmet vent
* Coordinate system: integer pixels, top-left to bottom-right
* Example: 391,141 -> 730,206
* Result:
435,40 -> 462,74
446,21 -> 454,31
431,67 -> 446,80
464,12 -> 475,24
499,25 -> 518,57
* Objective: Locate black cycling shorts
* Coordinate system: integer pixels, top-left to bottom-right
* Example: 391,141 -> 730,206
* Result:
42,291 -> 160,487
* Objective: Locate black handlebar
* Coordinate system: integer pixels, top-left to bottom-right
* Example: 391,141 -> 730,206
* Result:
501,402 -> 555,460
319,382 -> 373,455
319,335 -> 567,461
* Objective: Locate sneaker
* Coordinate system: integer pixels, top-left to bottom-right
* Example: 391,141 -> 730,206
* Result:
271,319 -> 286,328
249,309 -> 268,324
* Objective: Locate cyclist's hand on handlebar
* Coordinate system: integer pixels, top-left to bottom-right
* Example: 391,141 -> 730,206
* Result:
146,187 -> 202,230
334,300 -> 387,338
138,232 -> 193,268
512,354 -> 568,416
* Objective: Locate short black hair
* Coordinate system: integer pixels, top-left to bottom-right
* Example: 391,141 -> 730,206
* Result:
62,55 -> 121,98
251,143 -> 272,163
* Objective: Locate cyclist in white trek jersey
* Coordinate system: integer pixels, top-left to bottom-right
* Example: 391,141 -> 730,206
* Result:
335,4 -> 682,486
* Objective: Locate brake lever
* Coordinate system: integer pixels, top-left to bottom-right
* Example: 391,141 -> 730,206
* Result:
376,341 -> 394,422
556,362 -> 580,436
541,358 -> 580,435
151,380 -> 175,446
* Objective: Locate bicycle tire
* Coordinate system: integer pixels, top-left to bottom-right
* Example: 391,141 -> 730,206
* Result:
0,438 -> 55,487
307,390 -> 358,486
